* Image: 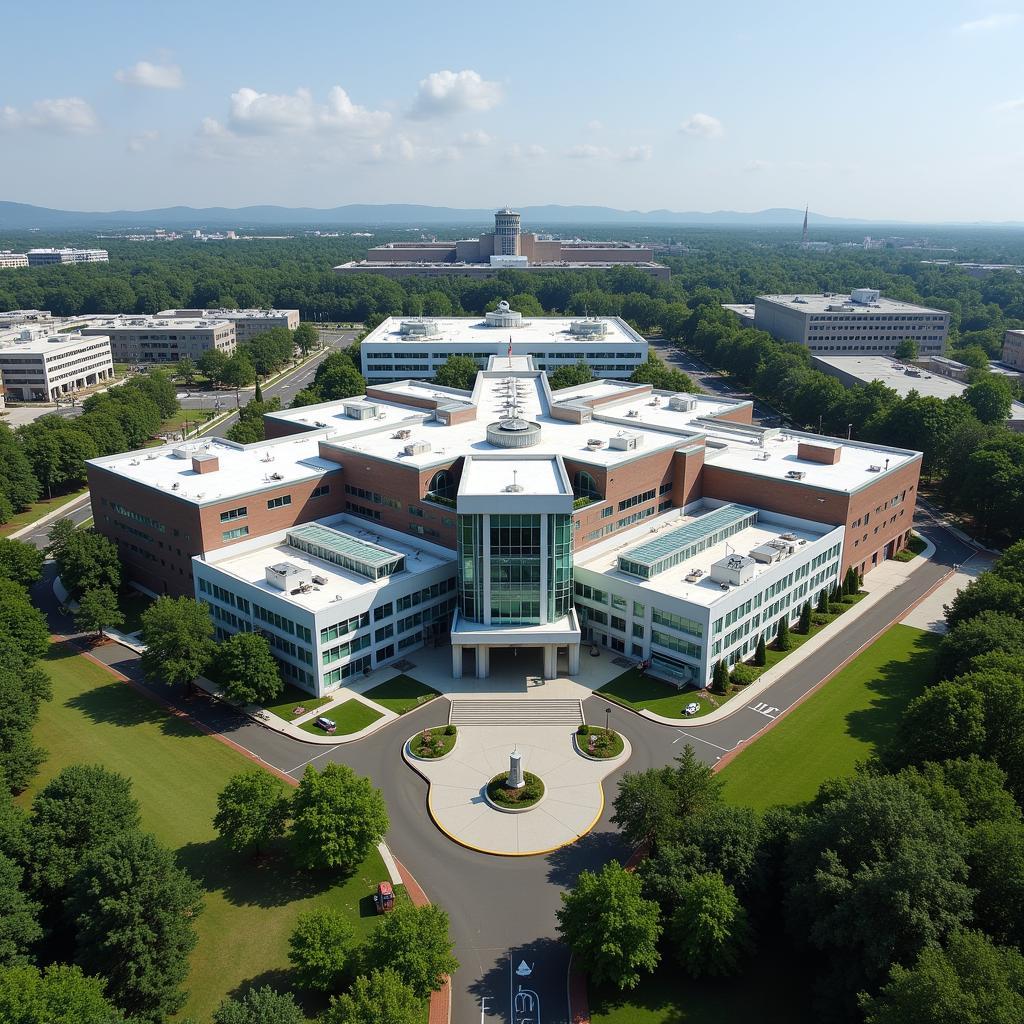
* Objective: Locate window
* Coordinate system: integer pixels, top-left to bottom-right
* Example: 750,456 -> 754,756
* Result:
426,469 -> 457,503
219,506 -> 247,522
633,602 -> 645,617
374,602 -> 393,621
222,525 -> 249,541
267,494 -> 292,510
311,484 -> 331,498
572,470 -> 601,501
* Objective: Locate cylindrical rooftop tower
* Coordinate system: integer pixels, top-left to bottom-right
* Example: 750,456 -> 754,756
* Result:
494,208 -> 521,256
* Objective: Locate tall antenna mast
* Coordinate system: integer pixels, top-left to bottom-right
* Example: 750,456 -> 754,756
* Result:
801,204 -> 809,247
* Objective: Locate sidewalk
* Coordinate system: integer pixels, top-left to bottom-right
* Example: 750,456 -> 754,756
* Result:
639,533 -> 940,728
901,548 -> 994,633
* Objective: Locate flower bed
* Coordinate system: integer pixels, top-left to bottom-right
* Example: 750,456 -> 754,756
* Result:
486,771 -> 545,809
575,725 -> 624,759
409,725 -> 457,759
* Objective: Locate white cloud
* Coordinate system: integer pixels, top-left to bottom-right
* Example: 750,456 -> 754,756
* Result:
409,70 -> 502,119
744,158 -> 771,172
218,85 -> 390,137
127,129 -> 159,153
115,61 -> 184,89
621,145 -> 653,162
0,96 -> 98,134
586,119 -> 605,132
566,143 -> 612,159
959,13 -> 1020,32
458,129 -> 492,147
680,112 -> 724,139
995,97 -> 1024,112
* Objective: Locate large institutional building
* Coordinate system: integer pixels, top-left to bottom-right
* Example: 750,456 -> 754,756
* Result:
75,315 -> 237,363
87,356 -> 921,697
360,305 -> 647,383
0,324 -> 114,400
726,289 -> 950,356
26,247 -> 109,265
335,209 -> 670,280
156,308 -> 300,343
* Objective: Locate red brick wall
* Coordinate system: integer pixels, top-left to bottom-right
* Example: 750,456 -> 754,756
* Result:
711,404 -> 754,425
672,445 -> 705,507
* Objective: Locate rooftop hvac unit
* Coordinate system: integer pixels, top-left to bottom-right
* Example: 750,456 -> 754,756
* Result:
610,432 -> 642,451
668,394 -> 698,412
392,429 -> 412,439
781,533 -> 799,541
344,402 -> 379,420
404,441 -> 431,456
311,574 -> 328,586
586,438 -> 605,449
867,464 -> 882,472
785,470 -> 806,480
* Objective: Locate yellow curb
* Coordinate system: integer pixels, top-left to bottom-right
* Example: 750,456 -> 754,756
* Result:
402,737 -> 614,858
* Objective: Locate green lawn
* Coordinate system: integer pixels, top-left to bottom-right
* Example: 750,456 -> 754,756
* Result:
299,699 -> 383,736
893,533 -> 928,562
0,485 -> 90,537
589,925 -> 814,1024
719,624 -> 940,810
24,644 -> 406,1022
265,684 -> 332,722
596,670 -> 733,721
363,675 -> 439,715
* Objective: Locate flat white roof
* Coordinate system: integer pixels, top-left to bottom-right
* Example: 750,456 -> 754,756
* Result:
76,316 -> 230,331
576,505 -> 840,609
157,308 -> 298,320
757,293 -> 948,316
459,455 -> 567,498
90,434 -> 338,506
199,515 -> 453,613
0,329 -> 111,356
362,315 -> 645,348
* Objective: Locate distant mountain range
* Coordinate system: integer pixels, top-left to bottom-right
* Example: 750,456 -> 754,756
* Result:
0,200 -> 1021,231
0,201 -> 877,231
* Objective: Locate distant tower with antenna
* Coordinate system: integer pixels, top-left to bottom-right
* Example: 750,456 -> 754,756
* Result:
801,204 -> 809,247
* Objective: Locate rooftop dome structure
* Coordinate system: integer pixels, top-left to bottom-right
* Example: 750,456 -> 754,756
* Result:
484,300 -> 525,329
485,416 -> 542,448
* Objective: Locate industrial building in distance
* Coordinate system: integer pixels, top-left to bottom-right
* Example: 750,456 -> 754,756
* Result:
359,302 -> 647,383
1002,329 -> 1024,371
0,251 -> 29,270
723,288 -> 950,356
87,357 -> 920,696
25,247 -> 109,265
335,208 -> 670,280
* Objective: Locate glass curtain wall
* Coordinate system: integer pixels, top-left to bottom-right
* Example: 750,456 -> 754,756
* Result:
547,514 -> 573,621
457,515 -> 484,620
489,514 -> 541,624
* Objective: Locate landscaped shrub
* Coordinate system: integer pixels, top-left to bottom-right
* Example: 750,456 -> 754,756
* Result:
444,723 -> 456,736
731,663 -> 757,686
577,724 -> 590,736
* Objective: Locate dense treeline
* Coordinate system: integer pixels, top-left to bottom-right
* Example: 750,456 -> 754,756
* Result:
560,542 -> 1024,1022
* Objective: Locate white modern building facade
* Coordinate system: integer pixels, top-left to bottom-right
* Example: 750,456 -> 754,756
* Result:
157,308 -> 300,343
194,514 -> 457,695
752,289 -> 950,355
0,328 -> 114,400
0,252 -> 29,270
26,248 -> 109,265
360,306 -> 648,383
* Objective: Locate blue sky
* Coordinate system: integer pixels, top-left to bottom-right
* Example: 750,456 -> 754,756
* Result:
2,0 -> 1023,220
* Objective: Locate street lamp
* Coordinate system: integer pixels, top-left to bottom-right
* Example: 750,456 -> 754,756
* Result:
605,705 -> 611,736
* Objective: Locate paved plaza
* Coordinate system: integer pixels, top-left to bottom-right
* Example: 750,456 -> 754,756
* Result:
404,724 -> 630,855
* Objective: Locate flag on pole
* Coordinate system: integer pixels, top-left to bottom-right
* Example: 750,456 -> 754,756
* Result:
508,335 -> 512,365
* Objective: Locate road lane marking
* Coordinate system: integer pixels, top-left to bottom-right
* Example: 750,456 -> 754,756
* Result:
749,702 -> 780,719
672,729 -> 732,753
285,744 -> 344,775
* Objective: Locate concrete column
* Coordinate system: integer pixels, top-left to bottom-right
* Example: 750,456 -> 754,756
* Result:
476,645 -> 490,679
568,642 -> 580,675
543,644 -> 557,679
451,645 -> 462,679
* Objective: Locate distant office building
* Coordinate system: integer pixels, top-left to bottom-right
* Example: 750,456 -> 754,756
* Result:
335,209 -> 670,280
359,304 -> 648,383
26,248 -> 109,265
0,309 -> 54,329
77,315 -> 236,363
751,289 -> 949,356
921,260 -> 1024,278
157,308 -> 300,343
721,303 -> 755,328
0,326 -> 113,401
0,252 -> 29,270
1003,330 -> 1024,371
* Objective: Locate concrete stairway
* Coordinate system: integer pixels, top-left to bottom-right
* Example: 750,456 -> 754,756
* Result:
448,698 -> 584,728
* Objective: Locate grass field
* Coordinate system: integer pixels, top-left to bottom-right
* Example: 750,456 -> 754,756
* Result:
0,485 -> 90,537
265,684 -> 332,722
299,698 -> 383,736
363,675 -> 439,715
719,624 -> 939,810
24,644 -> 406,1022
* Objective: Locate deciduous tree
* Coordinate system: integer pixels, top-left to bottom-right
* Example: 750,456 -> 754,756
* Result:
213,770 -> 289,857
214,632 -> 283,705
321,969 -> 421,1024
140,596 -> 215,690
669,872 -> 751,977
287,909 -> 355,991
73,587 -> 124,639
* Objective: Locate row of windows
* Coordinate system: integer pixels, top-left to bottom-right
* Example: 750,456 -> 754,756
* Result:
617,506 -> 656,529
222,525 -> 249,541
396,577 -> 457,611
323,632 -> 371,666
267,494 -> 292,510
220,506 -> 247,522
651,607 -> 704,638
111,502 -> 165,534
319,611 -> 370,645
618,488 -> 656,512
323,655 -> 372,688
397,598 -> 457,635
252,603 -> 313,644
345,484 -> 400,509
346,501 -> 381,521
312,483 -> 331,498
651,629 -> 703,661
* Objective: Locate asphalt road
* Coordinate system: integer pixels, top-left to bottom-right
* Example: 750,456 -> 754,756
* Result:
32,502 -> 976,1024
17,333 -> 356,552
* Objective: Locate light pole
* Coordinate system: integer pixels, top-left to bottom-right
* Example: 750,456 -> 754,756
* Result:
605,705 -> 611,736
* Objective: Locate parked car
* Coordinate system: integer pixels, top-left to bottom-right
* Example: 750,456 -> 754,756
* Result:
315,716 -> 337,734
684,702 -> 701,717
374,881 -> 395,914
